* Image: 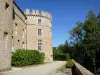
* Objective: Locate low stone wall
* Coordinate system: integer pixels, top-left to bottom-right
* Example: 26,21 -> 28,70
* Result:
72,61 -> 94,75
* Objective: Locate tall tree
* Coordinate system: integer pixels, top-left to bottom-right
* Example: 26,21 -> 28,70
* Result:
70,10 -> 100,73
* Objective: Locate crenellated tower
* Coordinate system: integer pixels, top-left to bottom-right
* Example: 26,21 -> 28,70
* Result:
24,9 -> 53,62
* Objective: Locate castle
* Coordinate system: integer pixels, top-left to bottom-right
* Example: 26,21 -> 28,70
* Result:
0,0 -> 52,71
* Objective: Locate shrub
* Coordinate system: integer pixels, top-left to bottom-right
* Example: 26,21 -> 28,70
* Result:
38,52 -> 45,64
53,53 -> 71,61
66,54 -> 70,60
66,59 -> 74,68
54,53 -> 67,61
11,49 -> 45,67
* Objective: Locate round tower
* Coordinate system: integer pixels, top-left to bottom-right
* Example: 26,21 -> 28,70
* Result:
25,9 -> 53,62
0,0 -> 13,71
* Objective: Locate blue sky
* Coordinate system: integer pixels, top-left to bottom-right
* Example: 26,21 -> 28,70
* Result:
15,0 -> 100,47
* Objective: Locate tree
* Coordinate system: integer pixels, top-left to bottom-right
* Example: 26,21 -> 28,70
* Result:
70,10 -> 100,73
83,11 -> 100,73
70,22 -> 85,63
70,22 -> 84,44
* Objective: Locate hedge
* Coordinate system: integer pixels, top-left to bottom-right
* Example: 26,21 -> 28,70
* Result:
53,53 -> 70,61
11,49 -> 45,67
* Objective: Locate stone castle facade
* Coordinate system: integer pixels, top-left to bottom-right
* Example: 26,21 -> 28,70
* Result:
0,0 -> 52,71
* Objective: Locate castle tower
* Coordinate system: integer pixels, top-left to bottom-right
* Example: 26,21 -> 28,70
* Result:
24,9 -> 53,62
0,0 -> 13,71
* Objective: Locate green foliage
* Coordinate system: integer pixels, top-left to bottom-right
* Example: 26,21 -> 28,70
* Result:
66,59 -> 74,68
11,49 -> 45,67
53,53 -> 66,61
66,54 -> 70,60
53,10 -> 100,73
53,40 -> 72,61
53,53 -> 71,61
69,10 -> 100,73
96,68 -> 100,75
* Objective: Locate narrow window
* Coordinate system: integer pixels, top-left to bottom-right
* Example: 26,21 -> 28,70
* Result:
12,36 -> 14,47
38,39 -> 42,51
4,32 -> 8,40
38,46 -> 42,51
17,40 -> 20,48
15,23 -> 17,34
38,19 -> 41,24
23,29 -> 24,38
4,32 -> 8,48
13,8 -> 15,19
38,40 -> 42,45
22,42 -> 24,49
12,36 -> 14,52
38,29 -> 42,35
5,3 -> 9,10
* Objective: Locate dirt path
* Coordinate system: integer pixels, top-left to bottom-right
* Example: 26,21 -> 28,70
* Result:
0,61 -> 66,75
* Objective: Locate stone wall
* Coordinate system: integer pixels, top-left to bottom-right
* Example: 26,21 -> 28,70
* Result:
12,2 -> 27,52
72,61 -> 94,75
0,0 -> 13,71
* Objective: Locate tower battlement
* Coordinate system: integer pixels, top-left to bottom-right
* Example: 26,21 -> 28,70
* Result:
24,9 -> 52,20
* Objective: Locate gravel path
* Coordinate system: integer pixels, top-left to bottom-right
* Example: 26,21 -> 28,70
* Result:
47,67 -> 72,75
0,61 -> 66,75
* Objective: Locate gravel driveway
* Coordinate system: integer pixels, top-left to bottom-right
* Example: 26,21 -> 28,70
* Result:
0,61 -> 66,75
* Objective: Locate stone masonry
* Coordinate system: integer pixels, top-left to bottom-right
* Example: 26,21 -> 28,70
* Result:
0,0 -> 13,71
12,2 -> 27,52
24,9 -> 53,62
0,0 -> 52,71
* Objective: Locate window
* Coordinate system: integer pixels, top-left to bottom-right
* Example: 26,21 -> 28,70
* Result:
23,29 -> 24,38
15,23 -> 17,34
38,40 -> 42,45
38,39 -> 42,51
4,32 -> 8,40
5,3 -> 9,10
38,29 -> 42,35
17,40 -> 20,48
38,46 -> 42,51
22,42 -> 24,49
12,36 -> 14,52
13,8 -> 15,19
12,36 -> 14,47
4,32 -> 8,48
38,19 -> 41,24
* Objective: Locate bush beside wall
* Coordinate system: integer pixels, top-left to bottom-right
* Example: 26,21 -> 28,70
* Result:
66,59 -> 74,68
11,50 -> 45,67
